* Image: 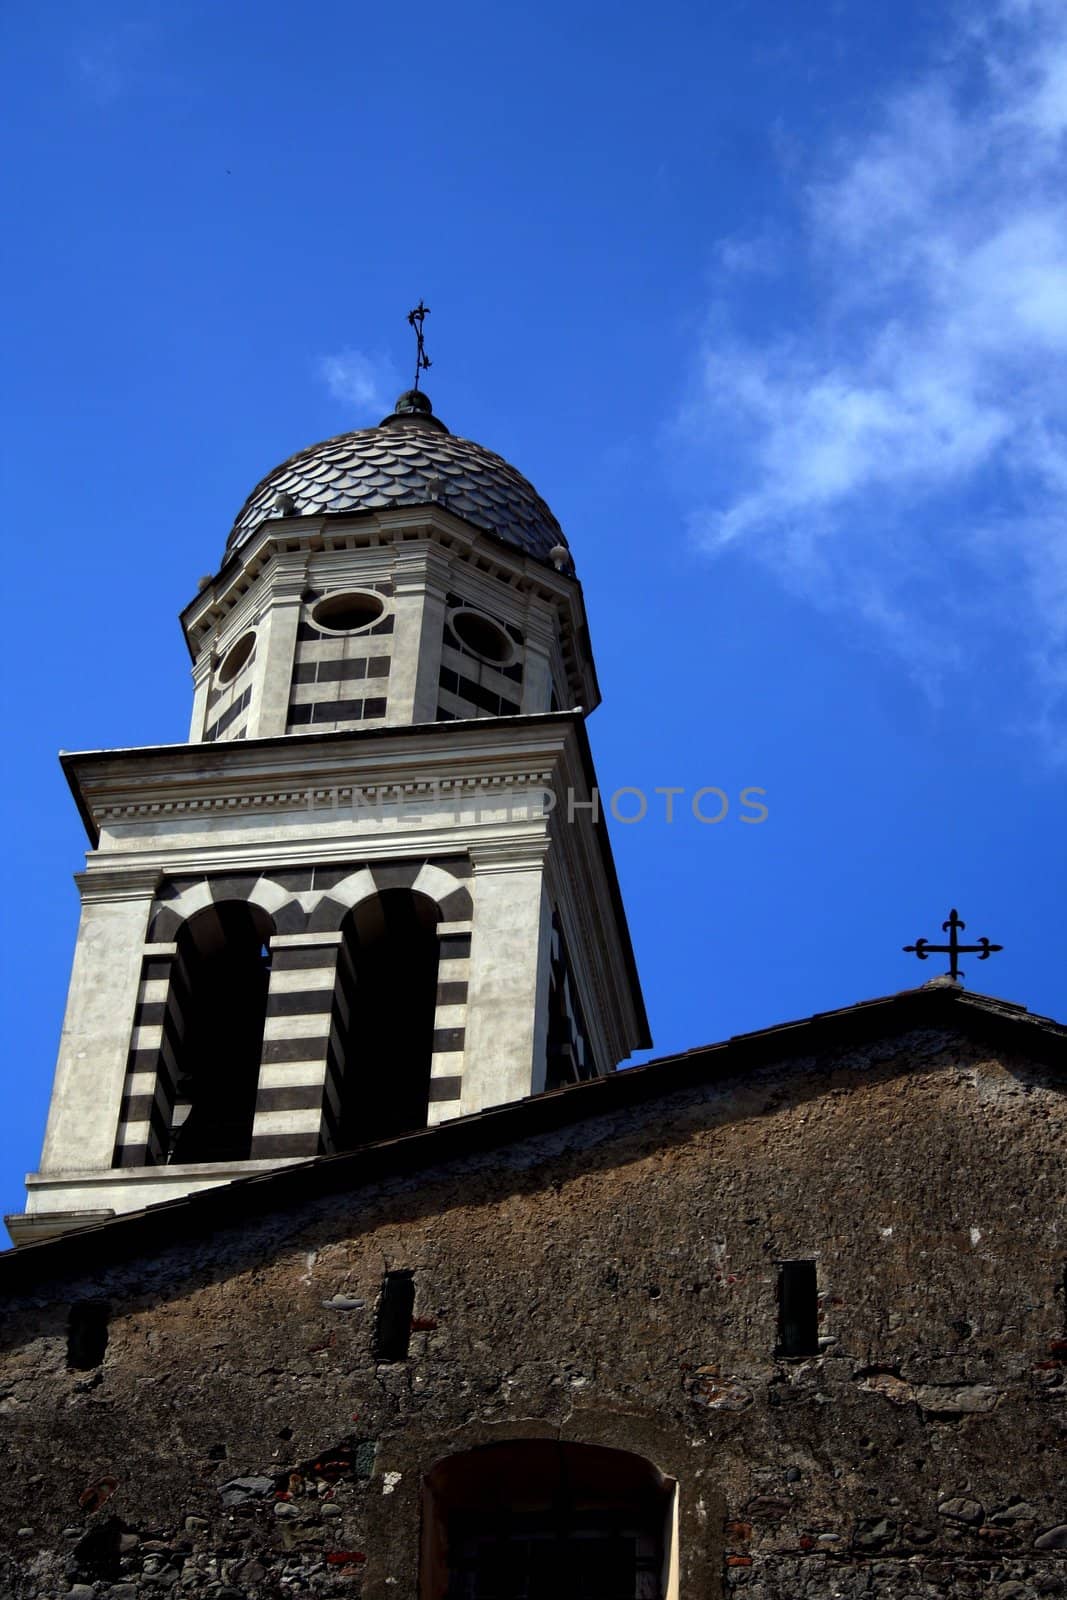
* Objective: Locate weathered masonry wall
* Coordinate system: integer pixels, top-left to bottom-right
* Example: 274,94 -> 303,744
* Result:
0,1030 -> 1063,1599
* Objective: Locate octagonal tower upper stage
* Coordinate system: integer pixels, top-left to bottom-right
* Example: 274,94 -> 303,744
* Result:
226,390 -> 568,566
182,388 -> 596,744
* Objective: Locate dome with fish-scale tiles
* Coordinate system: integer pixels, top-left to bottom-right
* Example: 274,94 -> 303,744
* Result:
226,389 -> 567,564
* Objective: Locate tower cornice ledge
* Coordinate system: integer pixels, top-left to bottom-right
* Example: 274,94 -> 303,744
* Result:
71,865 -> 163,902
62,713 -> 588,848
469,838 -> 553,873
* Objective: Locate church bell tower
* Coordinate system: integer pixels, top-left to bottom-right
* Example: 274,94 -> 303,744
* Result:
9,379 -> 649,1244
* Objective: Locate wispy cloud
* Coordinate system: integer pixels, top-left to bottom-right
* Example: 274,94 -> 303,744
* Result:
77,44 -> 124,103
318,349 -> 397,420
73,22 -> 155,105
682,0 -> 1067,748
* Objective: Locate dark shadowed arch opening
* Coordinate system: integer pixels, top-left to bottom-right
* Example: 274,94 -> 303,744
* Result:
337,889 -> 441,1147
422,1440 -> 676,1600
168,901 -> 273,1164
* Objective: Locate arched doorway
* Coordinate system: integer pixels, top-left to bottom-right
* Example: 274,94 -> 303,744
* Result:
168,901 -> 273,1163
337,889 -> 441,1147
422,1440 -> 676,1600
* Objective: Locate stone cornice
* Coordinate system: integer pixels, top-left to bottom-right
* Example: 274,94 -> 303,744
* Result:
74,866 -> 163,903
391,540 -> 452,594
469,837 -> 552,873
63,717 -> 578,837
84,770 -> 557,831
190,652 -> 213,687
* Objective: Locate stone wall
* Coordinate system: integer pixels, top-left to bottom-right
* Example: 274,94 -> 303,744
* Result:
0,1026 -> 1063,1599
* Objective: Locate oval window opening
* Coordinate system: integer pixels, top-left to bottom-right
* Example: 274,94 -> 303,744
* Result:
452,610 -> 513,664
312,592 -> 385,632
218,631 -> 256,684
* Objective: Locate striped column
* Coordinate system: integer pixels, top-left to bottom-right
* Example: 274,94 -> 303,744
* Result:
249,932 -> 346,1160
550,916 -> 596,1082
112,943 -> 187,1167
426,920 -> 472,1125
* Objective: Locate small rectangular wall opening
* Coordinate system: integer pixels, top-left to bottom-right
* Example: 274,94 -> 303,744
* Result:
776,1260 -> 818,1356
374,1270 -> 415,1361
67,1302 -> 109,1371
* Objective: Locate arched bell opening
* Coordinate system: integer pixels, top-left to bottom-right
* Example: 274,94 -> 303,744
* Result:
168,901 -> 274,1164
421,1439 -> 676,1600
337,889 -> 442,1148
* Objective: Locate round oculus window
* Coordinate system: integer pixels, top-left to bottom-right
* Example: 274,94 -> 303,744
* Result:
312,591 -> 386,632
218,630 -> 256,684
451,608 -> 514,664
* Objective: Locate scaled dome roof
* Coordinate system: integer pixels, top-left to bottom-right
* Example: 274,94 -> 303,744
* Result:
227,391 -> 567,564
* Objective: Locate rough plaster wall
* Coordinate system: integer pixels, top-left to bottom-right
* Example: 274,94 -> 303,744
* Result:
0,1031 -> 1063,1600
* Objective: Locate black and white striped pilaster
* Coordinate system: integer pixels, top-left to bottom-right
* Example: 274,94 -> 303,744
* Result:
546,917 -> 596,1086
249,932 -> 345,1161
426,921 -> 472,1122
112,944 -> 187,1167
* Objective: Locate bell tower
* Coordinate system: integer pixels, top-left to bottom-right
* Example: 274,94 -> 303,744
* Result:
8,384 -> 649,1244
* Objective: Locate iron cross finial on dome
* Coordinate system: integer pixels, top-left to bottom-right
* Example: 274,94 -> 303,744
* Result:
407,301 -> 432,392
903,908 -> 1003,982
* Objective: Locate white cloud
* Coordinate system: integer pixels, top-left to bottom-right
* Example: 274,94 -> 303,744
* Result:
715,230 -> 781,277
318,349 -> 397,419
683,0 -> 1067,743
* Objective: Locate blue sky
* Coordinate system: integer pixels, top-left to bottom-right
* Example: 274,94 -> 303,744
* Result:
2,0 -> 1064,1224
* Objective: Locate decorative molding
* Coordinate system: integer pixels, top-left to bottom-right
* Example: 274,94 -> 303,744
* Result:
392,540 -> 452,594
75,867 -> 163,903
469,838 -> 551,874
97,791 -> 316,822
92,768 -> 557,824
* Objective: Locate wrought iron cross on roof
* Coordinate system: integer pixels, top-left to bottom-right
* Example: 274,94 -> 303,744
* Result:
407,300 -> 431,391
903,908 -> 1003,981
